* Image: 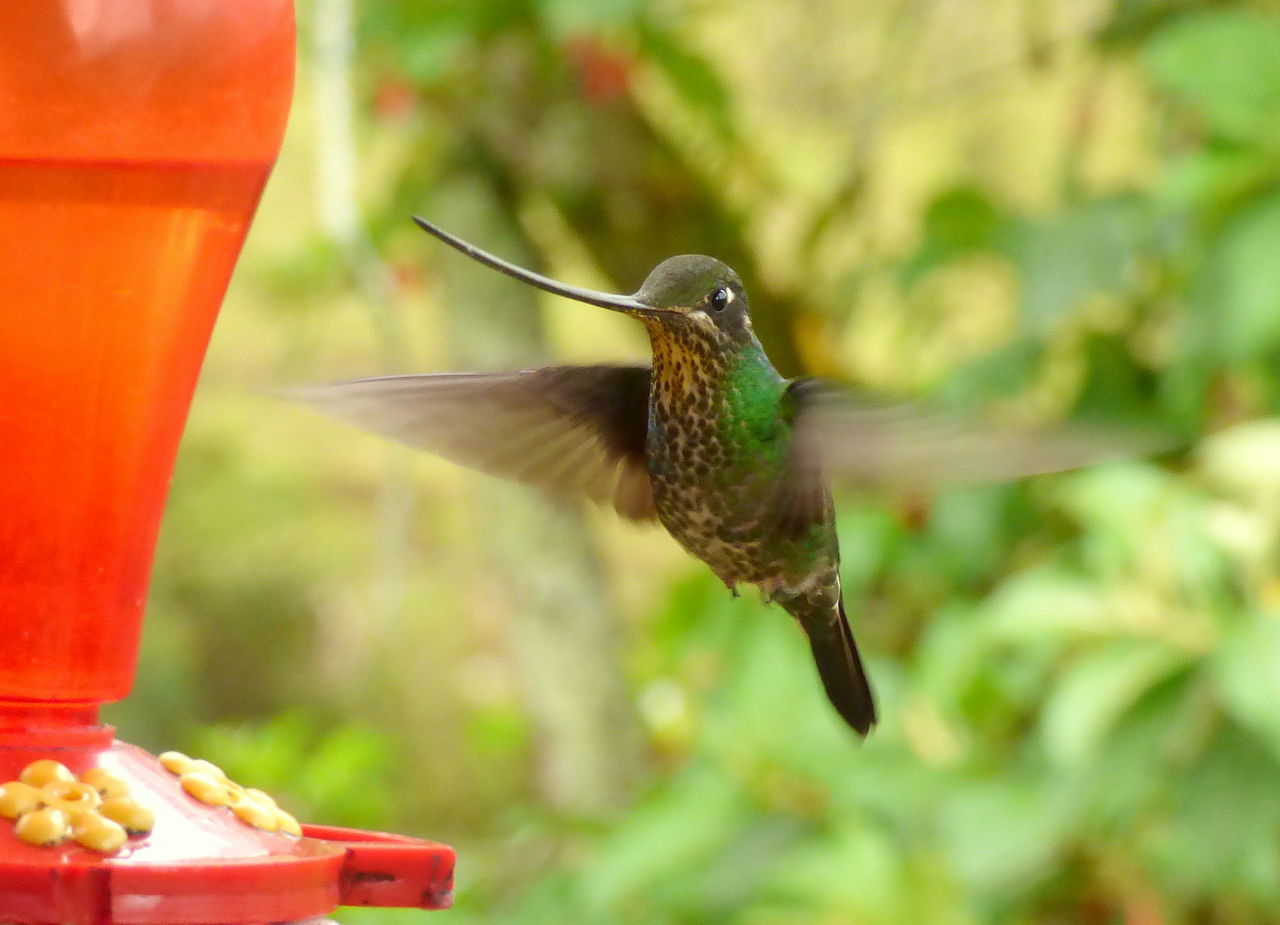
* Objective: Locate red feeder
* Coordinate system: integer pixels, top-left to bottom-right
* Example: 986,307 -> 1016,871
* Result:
0,3 -> 454,922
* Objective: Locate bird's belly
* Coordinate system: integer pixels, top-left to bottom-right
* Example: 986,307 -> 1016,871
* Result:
651,469 -> 807,588
645,406 -> 836,593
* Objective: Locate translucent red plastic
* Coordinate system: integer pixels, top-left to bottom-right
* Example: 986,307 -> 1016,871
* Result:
0,738 -> 455,924
0,2 -> 294,703
0,5 -> 458,922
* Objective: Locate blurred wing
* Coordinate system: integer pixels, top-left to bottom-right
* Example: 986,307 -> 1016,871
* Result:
784,377 -> 1168,491
290,365 -> 656,520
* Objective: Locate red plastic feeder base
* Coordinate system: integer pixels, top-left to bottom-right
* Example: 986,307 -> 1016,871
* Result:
0,721 -> 454,925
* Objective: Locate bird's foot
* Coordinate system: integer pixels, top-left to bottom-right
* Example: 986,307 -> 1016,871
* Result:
757,576 -> 791,606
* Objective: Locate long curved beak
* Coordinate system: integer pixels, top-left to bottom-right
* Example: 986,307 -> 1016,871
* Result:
412,216 -> 650,314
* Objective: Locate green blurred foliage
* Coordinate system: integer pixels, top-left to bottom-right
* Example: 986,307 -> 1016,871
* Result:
105,0 -> 1280,922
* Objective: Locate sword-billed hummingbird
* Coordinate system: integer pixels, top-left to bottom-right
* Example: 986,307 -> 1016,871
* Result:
296,217 -> 1156,736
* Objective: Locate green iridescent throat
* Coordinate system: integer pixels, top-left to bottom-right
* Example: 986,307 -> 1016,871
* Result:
719,339 -> 788,467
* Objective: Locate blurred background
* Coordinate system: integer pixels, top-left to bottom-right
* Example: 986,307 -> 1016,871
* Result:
104,0 -> 1280,921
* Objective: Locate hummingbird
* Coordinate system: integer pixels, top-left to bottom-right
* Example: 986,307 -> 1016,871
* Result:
295,217 -> 1156,736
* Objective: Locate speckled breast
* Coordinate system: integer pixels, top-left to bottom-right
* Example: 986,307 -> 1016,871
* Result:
646,406 -> 819,590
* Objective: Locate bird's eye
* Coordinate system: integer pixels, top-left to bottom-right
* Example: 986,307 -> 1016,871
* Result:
710,287 -> 731,312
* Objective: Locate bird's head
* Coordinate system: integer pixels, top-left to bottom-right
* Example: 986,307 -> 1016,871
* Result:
411,217 -> 755,346
631,255 -> 752,345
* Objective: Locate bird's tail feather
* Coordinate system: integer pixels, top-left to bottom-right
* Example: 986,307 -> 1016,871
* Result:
794,595 -> 877,736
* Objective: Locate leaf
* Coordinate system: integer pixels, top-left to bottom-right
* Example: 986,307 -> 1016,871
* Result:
1050,464 -> 1231,601
938,774 -> 1075,897
1152,725 -> 1280,900
651,571 -> 738,663
399,28 -> 472,84
1197,419 -> 1280,504
1051,462 -> 1172,537
1072,332 -> 1160,419
694,816 -> 810,916
578,764 -> 747,915
637,20 -> 735,141
912,603 -> 991,704
922,484 -> 1022,586
1197,191 -> 1280,360
1081,674 -> 1201,829
707,607 -> 860,772
1158,144 -> 1277,215
934,338 -> 1045,409
1145,10 -> 1280,145
1006,198 -> 1146,334
358,1 -> 502,84
1040,641 -> 1193,767
980,566 -> 1113,645
767,827 -> 944,923
833,503 -> 902,595
538,0 -> 644,37
1212,610 -> 1280,763
901,186 -> 1007,286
